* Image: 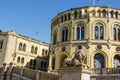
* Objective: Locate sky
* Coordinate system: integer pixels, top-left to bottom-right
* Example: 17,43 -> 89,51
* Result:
0,0 -> 120,43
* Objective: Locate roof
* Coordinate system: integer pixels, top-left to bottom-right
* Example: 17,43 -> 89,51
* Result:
0,30 -> 50,46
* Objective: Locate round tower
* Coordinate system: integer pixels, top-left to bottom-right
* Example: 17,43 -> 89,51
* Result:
49,6 -> 120,71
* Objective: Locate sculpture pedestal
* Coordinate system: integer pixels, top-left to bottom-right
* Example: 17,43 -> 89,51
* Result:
58,64 -> 91,80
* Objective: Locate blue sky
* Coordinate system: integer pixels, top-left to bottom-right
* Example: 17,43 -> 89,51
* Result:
0,0 -> 119,43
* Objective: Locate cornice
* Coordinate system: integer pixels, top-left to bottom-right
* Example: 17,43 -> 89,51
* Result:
51,39 -> 120,48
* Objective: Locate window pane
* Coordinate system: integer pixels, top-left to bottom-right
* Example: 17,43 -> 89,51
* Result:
19,43 -> 22,51
114,28 -> 116,40
81,27 -> 84,40
74,12 -> 78,19
95,26 -> 99,39
35,47 -> 38,54
111,11 -> 113,18
79,11 -> 82,18
42,49 -> 45,55
23,44 -> 26,51
103,10 -> 106,17
17,57 -> 20,63
21,58 -> 24,63
62,30 -> 65,42
77,27 -> 80,40
118,29 -> 120,41
31,46 -> 34,53
65,29 -> 68,41
100,26 -> 104,39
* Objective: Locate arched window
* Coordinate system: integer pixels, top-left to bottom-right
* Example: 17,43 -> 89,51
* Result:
74,11 -> 78,19
76,23 -> 85,40
61,16 -> 63,22
102,10 -> 107,17
92,10 -> 95,17
110,11 -> 114,18
19,43 -> 22,51
115,11 -> 118,19
97,10 -> 101,17
64,15 -> 67,21
35,47 -> 38,54
94,23 -> 104,40
62,27 -> 68,42
31,46 -> 34,53
68,13 -> 71,20
45,50 -> 48,55
21,57 -> 24,64
53,31 -> 57,45
84,10 -> 87,18
114,55 -> 120,68
17,57 -> 20,63
79,11 -> 82,18
42,49 -> 45,55
94,53 -> 105,68
113,24 -> 120,41
23,44 -> 26,52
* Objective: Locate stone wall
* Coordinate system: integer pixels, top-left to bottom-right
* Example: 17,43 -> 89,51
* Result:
0,67 -> 59,80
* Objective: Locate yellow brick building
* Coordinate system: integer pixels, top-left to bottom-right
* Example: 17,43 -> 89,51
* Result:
49,6 -> 120,71
0,30 -> 49,71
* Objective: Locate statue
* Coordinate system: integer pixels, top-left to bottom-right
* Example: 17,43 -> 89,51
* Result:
64,50 -> 87,67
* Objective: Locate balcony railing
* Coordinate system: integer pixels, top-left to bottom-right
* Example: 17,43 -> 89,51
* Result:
92,68 -> 120,74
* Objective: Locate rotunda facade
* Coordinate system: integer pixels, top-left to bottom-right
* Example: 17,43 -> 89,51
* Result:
49,6 -> 120,71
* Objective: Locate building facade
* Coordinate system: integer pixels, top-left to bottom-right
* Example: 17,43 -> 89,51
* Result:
49,6 -> 120,71
0,30 -> 49,71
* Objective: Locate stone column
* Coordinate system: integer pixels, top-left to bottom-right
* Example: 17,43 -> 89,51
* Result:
48,55 -> 52,71
58,64 -> 91,80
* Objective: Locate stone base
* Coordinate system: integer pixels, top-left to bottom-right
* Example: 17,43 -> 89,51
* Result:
58,65 -> 91,80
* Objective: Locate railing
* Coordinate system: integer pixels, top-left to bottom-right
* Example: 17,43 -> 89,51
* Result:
92,68 -> 120,74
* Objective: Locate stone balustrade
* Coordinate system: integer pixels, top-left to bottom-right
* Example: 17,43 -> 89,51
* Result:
92,68 -> 120,74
